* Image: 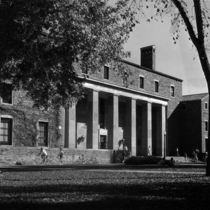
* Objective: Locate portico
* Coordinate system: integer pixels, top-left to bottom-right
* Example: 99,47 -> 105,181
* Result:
64,80 -> 168,157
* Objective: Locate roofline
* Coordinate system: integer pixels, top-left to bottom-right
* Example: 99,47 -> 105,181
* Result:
121,59 -> 183,82
181,93 -> 209,102
182,93 -> 208,97
78,75 -> 170,102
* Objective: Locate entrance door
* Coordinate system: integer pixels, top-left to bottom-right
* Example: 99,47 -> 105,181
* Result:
99,135 -> 108,149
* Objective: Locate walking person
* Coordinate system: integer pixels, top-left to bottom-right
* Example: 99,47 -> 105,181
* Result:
58,147 -> 64,164
184,152 -> 188,161
176,147 -> 179,156
147,146 -> 151,156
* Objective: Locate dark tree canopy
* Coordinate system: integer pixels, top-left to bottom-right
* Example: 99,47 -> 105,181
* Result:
0,0 -> 138,109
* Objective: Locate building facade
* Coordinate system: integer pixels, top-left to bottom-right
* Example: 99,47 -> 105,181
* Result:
179,93 -> 209,156
62,46 -> 183,157
0,46 -> 183,162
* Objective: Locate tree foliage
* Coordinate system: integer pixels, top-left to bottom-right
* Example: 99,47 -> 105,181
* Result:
0,0 -> 138,109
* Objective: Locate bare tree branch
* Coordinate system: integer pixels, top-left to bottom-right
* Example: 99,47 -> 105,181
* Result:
172,0 -> 198,46
193,0 -> 204,44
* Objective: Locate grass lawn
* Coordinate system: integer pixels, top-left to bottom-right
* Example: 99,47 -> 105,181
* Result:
0,166 -> 209,210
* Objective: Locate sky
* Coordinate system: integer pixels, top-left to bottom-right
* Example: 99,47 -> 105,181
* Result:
123,4 -> 209,96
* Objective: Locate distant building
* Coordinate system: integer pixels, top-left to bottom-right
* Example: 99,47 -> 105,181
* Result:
179,93 -> 208,156
0,46 -> 183,161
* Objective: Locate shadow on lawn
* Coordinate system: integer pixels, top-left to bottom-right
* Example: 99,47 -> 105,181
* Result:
0,178 -> 209,210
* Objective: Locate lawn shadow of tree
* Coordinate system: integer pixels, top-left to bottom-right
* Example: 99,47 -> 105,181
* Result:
0,174 -> 209,210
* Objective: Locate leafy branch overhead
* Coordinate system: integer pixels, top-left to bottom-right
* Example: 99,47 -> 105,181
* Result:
0,0 -> 138,109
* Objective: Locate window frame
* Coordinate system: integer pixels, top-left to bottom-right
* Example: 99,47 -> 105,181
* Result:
0,83 -> 13,105
154,80 -> 159,93
0,117 -> 13,145
170,85 -> 175,97
139,76 -> 144,89
38,121 -> 48,147
104,66 -> 109,80
205,102 -> 208,110
205,120 -> 208,132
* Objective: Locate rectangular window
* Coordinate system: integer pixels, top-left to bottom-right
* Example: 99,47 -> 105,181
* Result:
0,118 -> 12,145
205,121 -> 208,131
155,81 -> 159,93
99,135 -> 108,149
38,122 -> 48,146
140,77 -> 144,89
205,102 -> 208,110
104,66 -> 109,80
205,138 -> 208,152
1,83 -> 12,104
170,86 -> 175,97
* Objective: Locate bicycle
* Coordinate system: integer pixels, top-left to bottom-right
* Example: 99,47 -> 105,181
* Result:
34,156 -> 50,165
74,155 -> 86,164
34,155 -> 63,165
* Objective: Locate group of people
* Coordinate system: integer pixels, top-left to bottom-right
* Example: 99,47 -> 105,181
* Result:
177,147 -> 208,162
37,147 -> 64,164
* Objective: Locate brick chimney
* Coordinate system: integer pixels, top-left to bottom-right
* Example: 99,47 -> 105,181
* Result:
140,45 -> 156,70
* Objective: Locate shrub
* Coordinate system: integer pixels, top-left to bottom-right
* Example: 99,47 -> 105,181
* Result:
124,156 -> 162,165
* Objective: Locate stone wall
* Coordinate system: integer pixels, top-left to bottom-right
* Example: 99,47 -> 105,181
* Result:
0,89 -> 61,147
0,146 -> 115,165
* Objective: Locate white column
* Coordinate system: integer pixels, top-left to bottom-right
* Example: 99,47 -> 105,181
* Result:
65,104 -> 76,148
142,102 -> 152,156
131,99 -> 136,156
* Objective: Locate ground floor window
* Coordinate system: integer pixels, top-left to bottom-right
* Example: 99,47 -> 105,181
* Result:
38,122 -> 48,146
0,118 -> 12,145
99,135 -> 108,149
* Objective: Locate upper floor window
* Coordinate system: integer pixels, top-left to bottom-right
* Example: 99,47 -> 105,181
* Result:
1,83 -> 12,104
155,81 -> 159,93
205,102 -> 208,110
104,66 -> 109,80
38,122 -> 48,146
0,118 -> 12,145
205,121 -> 208,131
140,76 -> 144,89
170,85 -> 175,97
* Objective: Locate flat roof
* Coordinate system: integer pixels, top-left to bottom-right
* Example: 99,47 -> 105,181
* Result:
182,93 -> 208,101
122,59 -> 183,82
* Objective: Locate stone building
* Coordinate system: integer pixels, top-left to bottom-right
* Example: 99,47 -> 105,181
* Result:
62,45 -> 183,157
0,46 -> 183,162
178,93 -> 209,156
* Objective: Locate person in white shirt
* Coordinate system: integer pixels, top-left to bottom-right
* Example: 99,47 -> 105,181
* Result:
37,148 -> 48,163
